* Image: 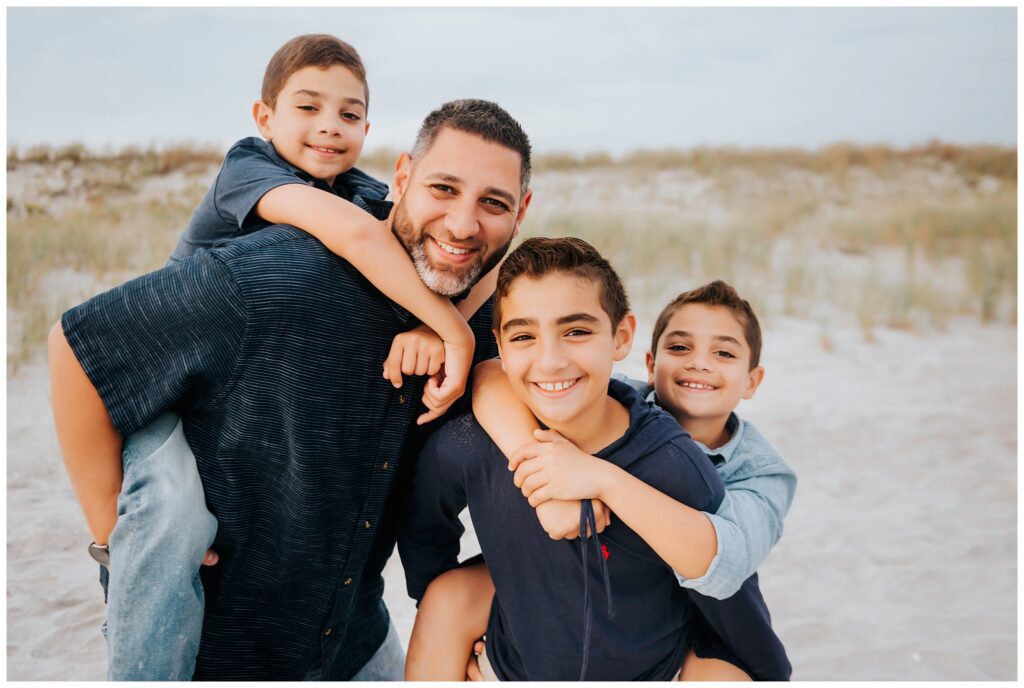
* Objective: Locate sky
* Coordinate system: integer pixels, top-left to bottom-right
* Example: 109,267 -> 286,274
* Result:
6,6 -> 1018,155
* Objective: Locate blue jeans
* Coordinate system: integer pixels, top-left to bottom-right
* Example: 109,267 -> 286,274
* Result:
103,412 -> 217,680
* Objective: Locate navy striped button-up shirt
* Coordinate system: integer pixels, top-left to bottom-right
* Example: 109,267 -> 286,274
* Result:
62,208 -> 498,679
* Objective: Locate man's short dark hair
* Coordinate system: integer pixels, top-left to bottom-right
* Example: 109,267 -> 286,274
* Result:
650,280 -> 763,369
261,34 -> 369,111
412,99 -> 532,197
494,237 -> 629,329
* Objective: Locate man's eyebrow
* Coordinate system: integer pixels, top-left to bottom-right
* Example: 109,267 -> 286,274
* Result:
501,317 -> 537,332
292,89 -> 366,108
424,173 -> 516,206
666,330 -> 742,346
557,313 -> 601,326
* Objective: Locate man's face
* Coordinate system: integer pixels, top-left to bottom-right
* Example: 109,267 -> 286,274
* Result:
646,303 -> 764,429
496,272 -> 633,443
253,65 -> 370,185
390,128 -> 531,296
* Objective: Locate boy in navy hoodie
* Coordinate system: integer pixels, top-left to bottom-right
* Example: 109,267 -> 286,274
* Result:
399,237 -> 783,680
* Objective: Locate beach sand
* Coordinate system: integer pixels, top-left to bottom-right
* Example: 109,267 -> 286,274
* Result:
7,316 -> 1016,680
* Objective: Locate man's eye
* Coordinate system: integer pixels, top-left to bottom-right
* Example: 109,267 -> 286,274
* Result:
432,184 -> 456,194
482,198 -> 510,212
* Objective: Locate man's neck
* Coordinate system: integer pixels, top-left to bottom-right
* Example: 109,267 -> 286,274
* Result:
544,395 -> 630,454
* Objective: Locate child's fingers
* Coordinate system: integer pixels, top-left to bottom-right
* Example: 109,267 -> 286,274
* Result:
426,351 -> 443,377
527,487 -> 551,508
414,349 -> 431,377
202,548 -> 219,566
514,460 -> 545,490
533,428 -> 562,443
508,442 -> 542,471
383,343 -> 405,388
401,342 -> 420,376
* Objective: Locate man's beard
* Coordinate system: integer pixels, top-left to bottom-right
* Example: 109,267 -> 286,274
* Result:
391,198 -> 512,297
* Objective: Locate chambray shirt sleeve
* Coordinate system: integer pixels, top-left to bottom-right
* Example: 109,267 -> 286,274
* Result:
675,458 -> 798,599
60,251 -> 247,437
397,429 -> 468,604
213,140 -> 310,230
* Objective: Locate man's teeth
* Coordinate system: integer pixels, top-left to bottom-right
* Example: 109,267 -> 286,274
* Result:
436,240 -> 470,255
681,381 -> 715,390
537,380 -> 577,392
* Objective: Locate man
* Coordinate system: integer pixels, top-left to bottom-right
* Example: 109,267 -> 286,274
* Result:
48,99 -> 532,680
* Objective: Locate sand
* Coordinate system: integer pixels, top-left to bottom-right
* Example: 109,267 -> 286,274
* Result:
6,314 -> 1016,680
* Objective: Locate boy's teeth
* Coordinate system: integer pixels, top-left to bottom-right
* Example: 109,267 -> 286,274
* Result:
437,240 -> 470,255
682,382 -> 714,390
537,380 -> 577,392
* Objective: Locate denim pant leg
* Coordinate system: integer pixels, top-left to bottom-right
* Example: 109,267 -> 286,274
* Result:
349,620 -> 405,681
104,412 -> 218,680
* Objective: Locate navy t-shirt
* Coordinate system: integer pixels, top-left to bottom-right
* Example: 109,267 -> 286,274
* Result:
167,136 -> 389,263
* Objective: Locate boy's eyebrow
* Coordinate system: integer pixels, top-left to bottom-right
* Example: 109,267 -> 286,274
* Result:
292,89 -> 366,108
665,330 -> 742,346
501,313 -> 601,332
424,173 -> 516,206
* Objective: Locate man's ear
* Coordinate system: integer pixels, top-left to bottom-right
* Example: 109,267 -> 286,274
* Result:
252,100 -> 274,139
513,188 -> 533,236
392,152 -> 413,203
742,366 -> 765,400
612,312 -> 636,362
645,351 -> 656,387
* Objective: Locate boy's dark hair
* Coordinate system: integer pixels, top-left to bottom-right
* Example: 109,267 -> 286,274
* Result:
412,99 -> 532,197
494,237 -> 629,330
261,34 -> 368,111
651,280 -> 763,369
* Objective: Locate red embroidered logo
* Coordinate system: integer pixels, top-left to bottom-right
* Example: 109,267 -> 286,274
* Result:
601,544 -> 610,560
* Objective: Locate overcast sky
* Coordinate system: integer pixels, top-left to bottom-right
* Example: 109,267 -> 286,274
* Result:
7,6 -> 1017,154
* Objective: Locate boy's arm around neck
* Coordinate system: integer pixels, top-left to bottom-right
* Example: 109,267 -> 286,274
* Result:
48,321 -> 122,545
257,184 -> 474,351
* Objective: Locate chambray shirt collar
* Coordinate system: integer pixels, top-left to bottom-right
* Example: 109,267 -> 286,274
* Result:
647,389 -> 743,466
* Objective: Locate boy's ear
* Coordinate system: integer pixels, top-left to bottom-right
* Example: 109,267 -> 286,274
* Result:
392,152 -> 413,202
742,366 -> 765,400
492,329 -> 506,372
252,100 -> 274,139
612,312 -> 636,362
645,350 -> 656,387
513,188 -> 533,237
364,120 -> 371,137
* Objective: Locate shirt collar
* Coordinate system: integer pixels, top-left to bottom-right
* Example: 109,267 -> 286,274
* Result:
646,389 -> 744,467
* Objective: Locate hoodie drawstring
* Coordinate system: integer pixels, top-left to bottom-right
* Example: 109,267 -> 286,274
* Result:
577,499 -> 615,680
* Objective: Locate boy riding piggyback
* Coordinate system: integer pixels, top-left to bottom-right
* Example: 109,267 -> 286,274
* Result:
61,34 -> 495,680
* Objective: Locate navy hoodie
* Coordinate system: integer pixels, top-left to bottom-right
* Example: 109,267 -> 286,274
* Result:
400,380 -> 730,680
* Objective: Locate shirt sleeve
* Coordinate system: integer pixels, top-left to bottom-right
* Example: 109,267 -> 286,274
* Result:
675,458 -> 798,599
397,429 -> 469,603
213,140 -> 309,230
60,251 -> 247,437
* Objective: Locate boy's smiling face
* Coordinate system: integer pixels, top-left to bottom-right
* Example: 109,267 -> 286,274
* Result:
647,303 -> 764,435
496,272 -> 634,449
253,64 -> 370,185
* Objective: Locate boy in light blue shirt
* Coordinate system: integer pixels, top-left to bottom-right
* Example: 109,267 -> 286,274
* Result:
406,279 -> 795,680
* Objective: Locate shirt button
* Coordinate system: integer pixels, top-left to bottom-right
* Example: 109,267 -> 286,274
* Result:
364,520 -> 372,529
344,577 -> 353,585
382,461 -> 390,471
398,394 -> 406,405
324,628 -> 332,636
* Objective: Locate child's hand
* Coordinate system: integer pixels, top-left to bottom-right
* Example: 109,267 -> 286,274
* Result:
465,640 -> 486,681
382,324 -> 445,389
416,338 -> 474,425
510,429 -> 615,507
534,499 -> 611,539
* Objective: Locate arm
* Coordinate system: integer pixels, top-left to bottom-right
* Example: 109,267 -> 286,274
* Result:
258,184 -> 474,353
512,440 -> 717,579
678,464 -> 797,599
471,359 -> 609,538
455,262 -> 499,320
48,322 -> 123,545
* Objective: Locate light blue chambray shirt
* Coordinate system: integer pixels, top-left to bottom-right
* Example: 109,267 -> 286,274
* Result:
615,376 -> 798,600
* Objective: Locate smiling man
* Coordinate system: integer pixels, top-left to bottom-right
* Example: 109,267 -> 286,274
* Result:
48,99 -> 531,680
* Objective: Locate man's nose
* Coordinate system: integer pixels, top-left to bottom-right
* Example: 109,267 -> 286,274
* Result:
443,199 -> 480,241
